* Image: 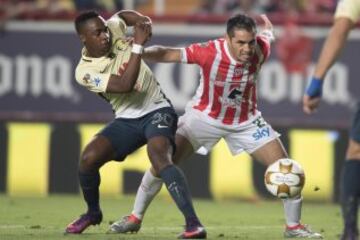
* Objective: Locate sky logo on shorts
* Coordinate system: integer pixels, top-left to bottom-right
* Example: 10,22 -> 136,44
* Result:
252,127 -> 270,141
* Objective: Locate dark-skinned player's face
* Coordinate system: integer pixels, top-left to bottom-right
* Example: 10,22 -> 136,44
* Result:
226,28 -> 256,63
79,16 -> 111,57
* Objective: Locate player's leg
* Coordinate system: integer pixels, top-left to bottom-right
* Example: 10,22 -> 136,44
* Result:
109,110 -> 210,234
145,108 -> 205,238
251,138 -> 322,238
340,105 -> 360,240
227,114 -> 321,238
136,134 -> 195,217
65,134 -> 116,234
109,133 -> 197,234
66,118 -> 145,234
108,134 -> 196,234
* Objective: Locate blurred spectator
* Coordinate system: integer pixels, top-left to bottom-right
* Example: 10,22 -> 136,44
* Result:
196,0 -> 217,15
263,0 -> 300,13
302,0 -> 336,14
228,0 -> 265,15
73,0 -> 123,11
0,0 -> 74,30
196,0 -> 265,15
275,19 -> 313,75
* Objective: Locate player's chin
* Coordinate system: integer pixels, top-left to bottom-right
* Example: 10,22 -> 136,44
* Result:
100,45 -> 111,55
238,54 -> 252,62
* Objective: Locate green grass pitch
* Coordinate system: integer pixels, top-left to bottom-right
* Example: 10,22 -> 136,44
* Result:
0,194 -> 343,239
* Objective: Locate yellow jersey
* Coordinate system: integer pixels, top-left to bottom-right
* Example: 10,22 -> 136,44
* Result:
75,15 -> 171,118
335,0 -> 360,23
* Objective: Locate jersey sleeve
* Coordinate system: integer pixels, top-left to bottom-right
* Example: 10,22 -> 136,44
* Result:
335,0 -> 360,23
180,41 -> 210,66
106,14 -> 127,40
256,34 -> 271,60
75,67 -> 111,93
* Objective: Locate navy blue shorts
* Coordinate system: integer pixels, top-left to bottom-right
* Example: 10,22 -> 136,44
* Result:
350,102 -> 360,143
98,107 -> 178,161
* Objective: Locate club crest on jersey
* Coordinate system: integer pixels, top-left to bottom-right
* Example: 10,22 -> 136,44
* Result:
234,68 -> 243,76
83,73 -> 91,84
114,39 -> 129,51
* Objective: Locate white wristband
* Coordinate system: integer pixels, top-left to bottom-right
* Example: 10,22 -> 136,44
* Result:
131,44 -> 144,55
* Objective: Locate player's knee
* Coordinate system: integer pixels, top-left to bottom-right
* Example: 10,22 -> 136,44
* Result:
79,150 -> 101,172
148,149 -> 172,172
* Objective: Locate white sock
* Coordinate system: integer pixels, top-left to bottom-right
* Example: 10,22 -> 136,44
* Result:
282,196 -> 302,227
131,169 -> 163,220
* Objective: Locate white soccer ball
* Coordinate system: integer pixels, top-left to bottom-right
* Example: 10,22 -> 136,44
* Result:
264,158 -> 305,199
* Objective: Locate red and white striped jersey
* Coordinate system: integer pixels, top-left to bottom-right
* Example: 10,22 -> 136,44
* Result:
180,33 -> 271,125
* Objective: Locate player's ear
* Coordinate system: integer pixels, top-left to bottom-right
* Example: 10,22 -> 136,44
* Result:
79,34 -> 86,43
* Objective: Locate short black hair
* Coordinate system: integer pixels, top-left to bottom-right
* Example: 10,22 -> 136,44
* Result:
226,14 -> 257,37
74,10 -> 99,34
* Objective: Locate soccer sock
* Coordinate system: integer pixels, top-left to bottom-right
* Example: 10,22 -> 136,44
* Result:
282,195 -> 302,227
79,170 -> 101,213
159,165 -> 201,227
131,169 -> 163,220
340,160 -> 360,230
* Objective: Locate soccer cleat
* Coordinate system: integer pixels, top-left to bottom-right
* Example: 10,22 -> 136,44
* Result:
65,211 -> 102,234
340,228 -> 359,240
108,214 -> 142,234
284,224 -> 323,238
178,226 -> 207,239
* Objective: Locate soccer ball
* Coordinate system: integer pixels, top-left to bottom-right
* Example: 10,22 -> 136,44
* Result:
264,158 -> 305,199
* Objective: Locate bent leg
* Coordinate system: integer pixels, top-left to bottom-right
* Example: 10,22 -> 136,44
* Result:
341,139 -> 360,238
250,138 -> 288,165
251,138 -> 322,237
132,134 -> 195,220
341,105 -> 360,239
79,135 -> 115,213
66,135 -> 115,234
251,139 -> 301,226
147,135 -> 204,233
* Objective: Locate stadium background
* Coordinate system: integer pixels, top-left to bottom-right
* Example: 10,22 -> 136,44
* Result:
0,0 -> 358,202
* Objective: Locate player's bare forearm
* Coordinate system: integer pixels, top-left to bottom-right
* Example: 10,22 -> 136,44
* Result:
106,22 -> 151,93
313,17 -> 354,79
258,14 -> 275,42
260,14 -> 273,32
116,10 -> 150,26
143,46 -> 182,63
107,54 -> 142,93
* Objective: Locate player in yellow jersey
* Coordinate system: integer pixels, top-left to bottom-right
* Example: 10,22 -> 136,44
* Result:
64,10 -> 206,239
303,0 -> 360,239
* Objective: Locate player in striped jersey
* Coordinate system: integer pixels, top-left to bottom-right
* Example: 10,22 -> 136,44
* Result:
303,0 -> 360,239
109,14 -> 322,238
65,10 -> 206,238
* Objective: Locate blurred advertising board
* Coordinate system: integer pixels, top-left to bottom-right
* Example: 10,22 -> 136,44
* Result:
0,22 -> 358,127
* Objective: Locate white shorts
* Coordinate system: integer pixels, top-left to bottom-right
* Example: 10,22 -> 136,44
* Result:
177,109 -> 280,156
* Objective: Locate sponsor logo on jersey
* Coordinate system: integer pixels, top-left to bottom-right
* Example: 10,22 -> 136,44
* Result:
94,77 -> 101,87
234,68 -> 243,76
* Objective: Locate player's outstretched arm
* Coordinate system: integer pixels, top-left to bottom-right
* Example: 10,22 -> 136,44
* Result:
303,17 -> 354,114
143,46 -> 182,63
312,17 -> 353,80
